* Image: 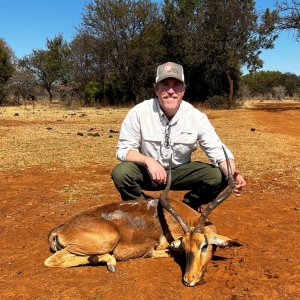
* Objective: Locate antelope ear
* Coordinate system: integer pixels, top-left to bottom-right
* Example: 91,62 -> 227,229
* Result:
169,238 -> 183,250
208,233 -> 243,248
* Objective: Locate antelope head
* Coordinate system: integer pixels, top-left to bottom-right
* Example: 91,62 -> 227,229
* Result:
159,147 -> 242,287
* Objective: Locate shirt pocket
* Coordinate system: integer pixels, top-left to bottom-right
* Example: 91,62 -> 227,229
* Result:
172,131 -> 198,161
141,134 -> 162,159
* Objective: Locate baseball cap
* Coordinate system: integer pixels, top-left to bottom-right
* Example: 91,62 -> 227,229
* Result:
155,62 -> 185,84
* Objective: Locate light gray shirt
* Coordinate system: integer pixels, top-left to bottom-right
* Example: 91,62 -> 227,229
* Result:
117,98 -> 234,168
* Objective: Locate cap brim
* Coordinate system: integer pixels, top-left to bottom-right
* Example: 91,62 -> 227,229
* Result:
156,74 -> 184,83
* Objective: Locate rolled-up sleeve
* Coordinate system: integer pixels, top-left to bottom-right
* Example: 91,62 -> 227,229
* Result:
116,109 -> 141,161
197,113 -> 234,166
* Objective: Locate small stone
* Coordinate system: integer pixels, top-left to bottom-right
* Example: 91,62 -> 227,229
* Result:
87,133 -> 100,137
109,129 -> 119,133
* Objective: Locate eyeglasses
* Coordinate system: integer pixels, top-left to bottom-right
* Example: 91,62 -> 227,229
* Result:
160,84 -> 184,92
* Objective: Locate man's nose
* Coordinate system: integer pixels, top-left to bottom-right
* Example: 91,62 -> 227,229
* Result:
166,86 -> 175,93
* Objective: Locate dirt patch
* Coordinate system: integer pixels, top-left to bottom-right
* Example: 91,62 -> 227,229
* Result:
0,102 -> 299,299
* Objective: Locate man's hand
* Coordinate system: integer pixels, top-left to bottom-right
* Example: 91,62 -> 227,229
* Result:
126,150 -> 167,184
145,157 -> 167,184
219,160 -> 246,197
232,169 -> 246,197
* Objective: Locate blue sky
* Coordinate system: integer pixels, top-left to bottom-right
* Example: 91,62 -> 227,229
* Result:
0,0 -> 299,75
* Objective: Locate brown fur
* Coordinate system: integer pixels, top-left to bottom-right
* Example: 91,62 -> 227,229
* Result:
44,198 -> 240,286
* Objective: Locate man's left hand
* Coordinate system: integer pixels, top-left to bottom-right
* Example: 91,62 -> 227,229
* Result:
233,169 -> 246,196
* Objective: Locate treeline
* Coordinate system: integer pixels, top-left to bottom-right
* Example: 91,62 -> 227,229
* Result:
0,0 -> 300,108
241,71 -> 300,100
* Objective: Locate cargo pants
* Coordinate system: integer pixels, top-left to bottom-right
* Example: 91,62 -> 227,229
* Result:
111,161 -> 228,210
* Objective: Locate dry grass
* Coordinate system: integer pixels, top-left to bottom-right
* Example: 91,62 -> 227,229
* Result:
1,102 -> 299,191
241,99 -> 300,109
0,104 -> 126,172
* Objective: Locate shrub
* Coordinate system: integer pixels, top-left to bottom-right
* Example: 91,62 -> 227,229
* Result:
272,85 -> 286,100
204,95 -> 227,109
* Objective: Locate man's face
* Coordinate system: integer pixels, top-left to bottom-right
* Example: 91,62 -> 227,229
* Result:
155,78 -> 185,119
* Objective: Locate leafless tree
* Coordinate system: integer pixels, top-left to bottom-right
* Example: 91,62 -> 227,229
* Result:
276,0 -> 300,41
6,70 -> 37,104
237,83 -> 252,100
272,85 -> 287,100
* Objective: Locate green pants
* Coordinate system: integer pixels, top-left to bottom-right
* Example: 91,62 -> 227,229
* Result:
111,161 -> 227,208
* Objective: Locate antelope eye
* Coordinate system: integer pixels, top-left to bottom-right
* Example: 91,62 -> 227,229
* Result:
201,244 -> 208,251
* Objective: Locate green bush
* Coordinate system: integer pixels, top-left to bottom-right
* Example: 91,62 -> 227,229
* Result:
205,95 -> 227,109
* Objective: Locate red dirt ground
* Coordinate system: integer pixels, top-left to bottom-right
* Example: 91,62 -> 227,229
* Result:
0,102 -> 299,299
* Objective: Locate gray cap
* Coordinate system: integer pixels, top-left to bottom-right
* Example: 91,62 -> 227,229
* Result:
155,62 -> 185,84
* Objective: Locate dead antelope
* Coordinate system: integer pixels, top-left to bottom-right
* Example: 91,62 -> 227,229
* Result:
44,148 -> 242,286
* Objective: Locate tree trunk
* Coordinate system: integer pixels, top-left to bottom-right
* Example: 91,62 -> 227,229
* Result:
46,86 -> 53,103
225,70 -> 234,109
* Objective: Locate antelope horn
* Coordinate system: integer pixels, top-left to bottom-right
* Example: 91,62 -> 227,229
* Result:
194,146 -> 236,233
159,156 -> 191,233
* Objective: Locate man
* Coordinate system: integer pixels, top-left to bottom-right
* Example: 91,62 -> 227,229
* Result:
111,62 -> 246,210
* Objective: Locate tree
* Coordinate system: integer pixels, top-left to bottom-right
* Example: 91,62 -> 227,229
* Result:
242,70 -> 300,97
276,0 -> 300,41
78,0 -> 164,104
19,34 -> 71,102
160,1 -> 278,107
70,34 -> 104,87
6,69 -> 37,104
161,0 -> 202,63
272,85 -> 286,99
195,0 -> 278,107
161,0 -> 210,101
0,38 -> 15,104
281,72 -> 300,96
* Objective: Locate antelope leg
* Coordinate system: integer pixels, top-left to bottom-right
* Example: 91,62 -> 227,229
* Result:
143,248 -> 171,259
92,253 -> 117,272
44,249 -> 90,268
45,250 -> 117,272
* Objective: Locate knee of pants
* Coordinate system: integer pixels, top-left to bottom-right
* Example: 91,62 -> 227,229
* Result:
200,168 -> 227,194
111,162 -> 140,188
204,167 -> 224,186
111,163 -> 127,187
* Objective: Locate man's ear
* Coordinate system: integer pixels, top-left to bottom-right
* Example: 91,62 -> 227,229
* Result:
154,83 -> 159,97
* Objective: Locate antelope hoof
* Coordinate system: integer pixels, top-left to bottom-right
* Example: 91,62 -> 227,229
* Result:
107,264 -> 116,272
143,249 -> 153,258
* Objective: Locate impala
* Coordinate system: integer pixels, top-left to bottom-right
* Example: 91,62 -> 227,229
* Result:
44,148 -> 241,286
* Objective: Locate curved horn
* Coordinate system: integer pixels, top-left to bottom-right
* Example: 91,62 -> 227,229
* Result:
194,146 -> 236,233
159,156 -> 191,233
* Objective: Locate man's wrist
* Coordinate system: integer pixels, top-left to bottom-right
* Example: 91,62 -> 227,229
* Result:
144,156 -> 155,167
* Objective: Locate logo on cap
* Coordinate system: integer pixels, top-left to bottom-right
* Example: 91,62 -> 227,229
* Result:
164,64 -> 174,72
155,61 -> 184,83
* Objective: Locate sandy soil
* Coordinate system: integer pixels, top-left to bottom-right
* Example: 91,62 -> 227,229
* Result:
0,101 -> 299,299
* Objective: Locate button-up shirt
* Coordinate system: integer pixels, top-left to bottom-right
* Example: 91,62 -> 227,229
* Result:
116,98 -> 234,168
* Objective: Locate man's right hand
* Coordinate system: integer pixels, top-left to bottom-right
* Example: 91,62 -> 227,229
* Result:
145,157 -> 167,184
126,150 -> 167,184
